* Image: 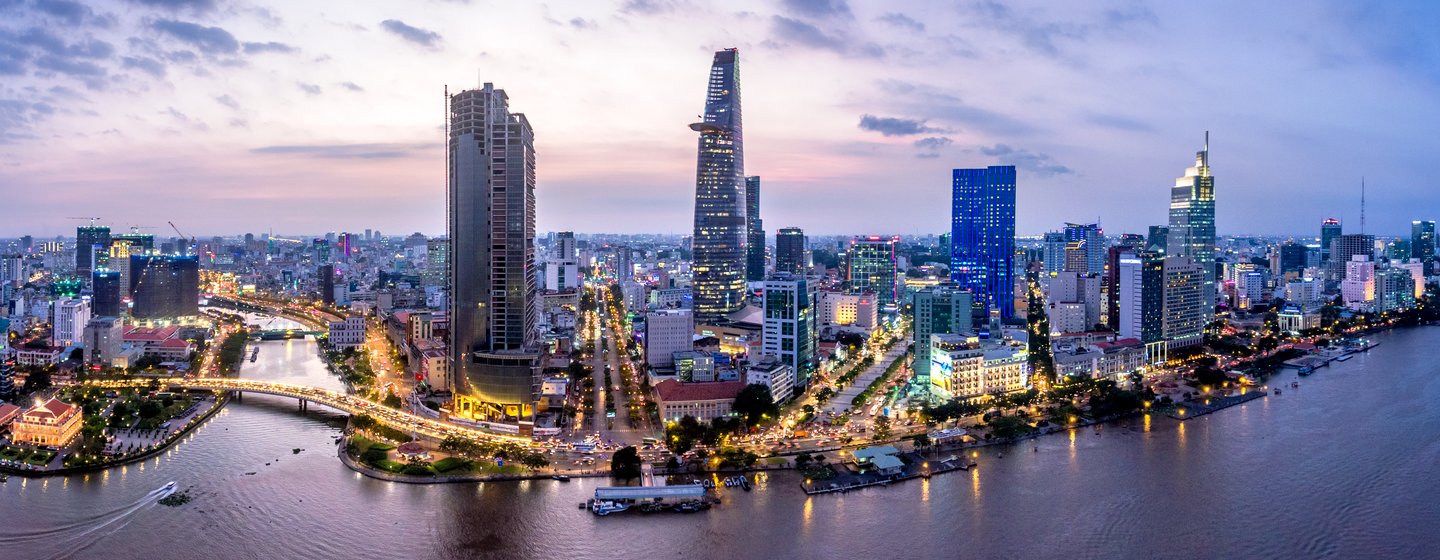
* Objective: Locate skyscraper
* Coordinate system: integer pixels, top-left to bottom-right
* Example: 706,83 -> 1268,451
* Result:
1320,218 -> 1342,264
76,226 -> 111,275
1118,250 -> 1165,346
1146,225 -> 1169,255
746,176 -> 765,282
1162,257 -> 1205,349
130,255 -> 199,319
92,270 -> 123,317
1411,220 -> 1435,269
1063,223 -> 1105,275
775,227 -> 805,276
689,48 -> 748,324
761,272 -> 816,392
1042,232 -> 1066,274
447,83 -> 540,424
951,165 -> 1017,319
1167,134 -> 1216,322
1329,233 -> 1375,286
847,236 -> 899,306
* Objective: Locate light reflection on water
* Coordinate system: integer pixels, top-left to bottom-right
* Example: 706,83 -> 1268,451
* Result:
0,328 -> 1438,558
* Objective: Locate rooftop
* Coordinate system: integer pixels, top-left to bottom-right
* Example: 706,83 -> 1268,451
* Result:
653,380 -> 744,403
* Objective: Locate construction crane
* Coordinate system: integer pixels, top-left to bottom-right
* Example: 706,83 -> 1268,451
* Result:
169,221 -> 195,256
65,216 -> 103,226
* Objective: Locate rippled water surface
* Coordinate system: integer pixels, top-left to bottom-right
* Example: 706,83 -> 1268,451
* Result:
3,327 -> 1439,559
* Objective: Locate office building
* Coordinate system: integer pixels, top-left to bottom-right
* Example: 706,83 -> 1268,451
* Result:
0,352 -> 13,398
1064,223 -> 1105,275
1105,237 -> 1147,330
1412,220 -> 1436,269
1376,266 -> 1416,313
1329,234 -> 1376,286
1166,134 -> 1216,324
689,48 -> 748,324
130,255 -> 199,320
951,165 -> 1017,319
92,270 -> 123,317
1046,272 -> 1101,334
1277,241 -> 1307,276
645,309 -> 694,370
52,297 -> 90,347
847,236 -> 899,306
746,176 -> 765,282
913,284 -> 973,391
775,227 -> 805,276
447,83 -> 541,424
1320,218 -> 1342,264
424,238 -> 449,288
1118,251 -> 1165,347
761,272 -> 816,390
76,225 -> 111,274
1146,225 -> 1169,255
1162,257 -> 1206,349
318,264 -> 338,305
1042,232 -> 1066,274
84,316 -> 123,366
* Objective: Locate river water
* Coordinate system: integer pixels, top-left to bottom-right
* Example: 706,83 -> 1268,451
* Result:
3,325 -> 1439,559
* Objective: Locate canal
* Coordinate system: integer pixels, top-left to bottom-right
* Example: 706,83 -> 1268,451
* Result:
2,325 -> 1438,559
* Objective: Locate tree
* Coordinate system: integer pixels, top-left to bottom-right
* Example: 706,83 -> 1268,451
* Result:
1025,272 -> 1056,387
521,452 -> 550,469
138,400 -> 163,419
382,391 -> 403,409
611,446 -> 643,479
351,414 -> 378,431
732,383 -> 778,427
913,433 -> 932,450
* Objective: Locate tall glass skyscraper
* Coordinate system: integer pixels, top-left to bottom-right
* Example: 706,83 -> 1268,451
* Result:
847,236 -> 899,306
1167,134 -> 1215,322
746,176 -> 765,282
775,227 -> 805,276
447,83 -> 540,424
76,226 -> 111,275
689,48 -> 747,325
951,165 -> 1017,319
1063,222 -> 1105,275
1411,220 -> 1435,268
1320,218 -> 1342,264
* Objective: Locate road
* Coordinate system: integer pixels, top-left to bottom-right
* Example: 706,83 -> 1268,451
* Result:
824,342 -> 909,414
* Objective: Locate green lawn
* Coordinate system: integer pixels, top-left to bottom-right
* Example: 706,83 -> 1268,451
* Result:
0,446 -> 23,460
431,457 -> 471,473
372,459 -> 407,473
24,450 -> 56,466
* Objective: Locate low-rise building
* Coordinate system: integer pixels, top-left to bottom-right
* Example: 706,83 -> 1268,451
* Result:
329,315 -> 367,350
1053,338 -> 1147,381
745,355 -> 795,404
654,379 -> 743,422
15,346 -> 62,366
12,398 -> 83,448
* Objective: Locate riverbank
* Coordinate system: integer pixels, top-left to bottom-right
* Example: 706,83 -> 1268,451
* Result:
336,435 -> 608,484
0,392 -> 229,478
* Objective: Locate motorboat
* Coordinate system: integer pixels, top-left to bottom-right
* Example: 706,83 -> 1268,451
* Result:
591,500 -> 629,516
551,474 -> 571,482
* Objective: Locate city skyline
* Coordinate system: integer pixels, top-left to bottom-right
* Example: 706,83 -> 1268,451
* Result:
3,1 -> 1439,237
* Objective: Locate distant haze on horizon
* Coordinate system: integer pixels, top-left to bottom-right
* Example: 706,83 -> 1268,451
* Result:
2,0 -> 1437,239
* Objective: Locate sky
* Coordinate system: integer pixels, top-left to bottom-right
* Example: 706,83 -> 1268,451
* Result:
1,0 -> 1438,239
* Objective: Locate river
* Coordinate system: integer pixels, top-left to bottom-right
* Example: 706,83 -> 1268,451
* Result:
2,324 -> 1439,559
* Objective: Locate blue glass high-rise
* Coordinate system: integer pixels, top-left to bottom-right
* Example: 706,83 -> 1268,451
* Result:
950,166 -> 1016,319
690,48 -> 747,325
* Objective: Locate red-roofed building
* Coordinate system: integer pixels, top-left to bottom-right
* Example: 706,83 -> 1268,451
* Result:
123,324 -> 193,361
13,398 -> 83,447
654,380 -> 744,422
0,403 -> 21,431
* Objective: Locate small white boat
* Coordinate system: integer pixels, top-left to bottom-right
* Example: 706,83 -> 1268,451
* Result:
591,500 -> 629,516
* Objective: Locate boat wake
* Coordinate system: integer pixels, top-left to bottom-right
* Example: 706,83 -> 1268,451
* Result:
0,483 -> 178,558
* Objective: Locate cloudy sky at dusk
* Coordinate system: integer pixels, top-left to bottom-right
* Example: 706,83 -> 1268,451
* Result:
1,0 -> 1437,239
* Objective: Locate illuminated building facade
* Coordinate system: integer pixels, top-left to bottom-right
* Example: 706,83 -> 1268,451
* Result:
689,48 -> 748,325
951,165 -> 1017,319
447,83 -> 541,425
1167,134 -> 1216,322
847,236 -> 899,306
